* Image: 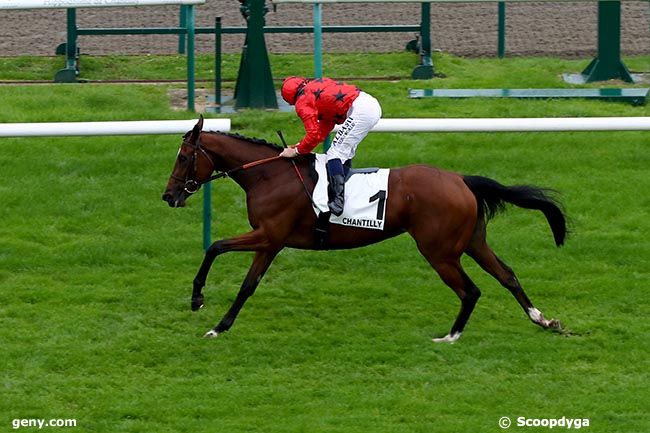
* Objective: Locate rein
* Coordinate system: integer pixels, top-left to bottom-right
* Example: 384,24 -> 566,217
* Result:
174,135 -> 315,207
172,144 -> 282,194
202,155 -> 282,184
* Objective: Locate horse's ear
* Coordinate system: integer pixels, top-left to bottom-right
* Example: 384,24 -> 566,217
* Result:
189,115 -> 204,146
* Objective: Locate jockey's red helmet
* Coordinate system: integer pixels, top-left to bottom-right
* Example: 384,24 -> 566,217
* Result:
281,76 -> 308,105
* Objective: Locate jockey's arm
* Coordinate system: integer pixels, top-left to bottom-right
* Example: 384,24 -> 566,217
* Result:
296,114 -> 334,154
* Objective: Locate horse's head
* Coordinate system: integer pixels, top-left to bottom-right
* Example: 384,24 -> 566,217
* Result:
162,116 -> 214,208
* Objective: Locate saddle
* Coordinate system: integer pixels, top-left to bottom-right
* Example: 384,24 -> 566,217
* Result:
308,154 -> 389,249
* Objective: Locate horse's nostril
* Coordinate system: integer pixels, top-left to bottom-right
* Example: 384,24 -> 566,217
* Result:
162,193 -> 171,202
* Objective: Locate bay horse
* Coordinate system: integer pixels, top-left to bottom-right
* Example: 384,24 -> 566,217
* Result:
162,117 -> 566,342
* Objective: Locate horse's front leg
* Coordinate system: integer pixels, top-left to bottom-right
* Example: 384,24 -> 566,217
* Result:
191,229 -> 272,311
204,249 -> 279,338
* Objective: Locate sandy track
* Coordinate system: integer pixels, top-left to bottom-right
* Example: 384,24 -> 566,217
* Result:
0,2 -> 648,59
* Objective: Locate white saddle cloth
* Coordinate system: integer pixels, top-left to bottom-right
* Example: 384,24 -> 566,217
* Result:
312,154 -> 390,230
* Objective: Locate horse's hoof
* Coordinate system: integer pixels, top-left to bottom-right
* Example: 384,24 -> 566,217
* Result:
203,329 -> 219,339
191,295 -> 205,312
548,319 -> 563,331
432,332 -> 461,343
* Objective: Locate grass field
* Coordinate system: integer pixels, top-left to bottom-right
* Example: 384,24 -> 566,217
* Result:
1,53 -> 649,433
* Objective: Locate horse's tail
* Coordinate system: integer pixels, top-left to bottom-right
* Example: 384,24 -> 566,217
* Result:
463,175 -> 567,247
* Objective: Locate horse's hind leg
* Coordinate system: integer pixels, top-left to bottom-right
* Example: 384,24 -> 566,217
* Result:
409,207 -> 481,342
414,236 -> 482,342
428,260 -> 482,343
466,231 -> 562,331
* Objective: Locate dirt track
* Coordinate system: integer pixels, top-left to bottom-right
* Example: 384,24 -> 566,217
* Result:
0,2 -> 648,59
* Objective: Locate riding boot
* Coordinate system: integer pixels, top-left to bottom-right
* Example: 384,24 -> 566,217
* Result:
326,158 -> 345,217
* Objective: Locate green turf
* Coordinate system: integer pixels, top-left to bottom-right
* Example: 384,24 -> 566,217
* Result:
1,52 -> 648,85
0,53 -> 649,433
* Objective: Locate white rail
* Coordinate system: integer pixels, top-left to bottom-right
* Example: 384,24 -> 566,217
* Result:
0,119 -> 230,137
3,117 -> 647,137
3,117 -> 647,138
357,117 -> 650,133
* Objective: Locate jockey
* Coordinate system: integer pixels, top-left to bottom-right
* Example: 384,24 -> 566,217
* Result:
278,76 -> 382,216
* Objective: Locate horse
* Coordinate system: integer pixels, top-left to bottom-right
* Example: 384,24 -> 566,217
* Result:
162,117 -> 567,342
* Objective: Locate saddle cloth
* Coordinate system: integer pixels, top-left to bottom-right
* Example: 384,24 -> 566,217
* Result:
312,154 -> 390,230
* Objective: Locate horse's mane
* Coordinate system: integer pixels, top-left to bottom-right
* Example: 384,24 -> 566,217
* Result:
206,131 -> 283,152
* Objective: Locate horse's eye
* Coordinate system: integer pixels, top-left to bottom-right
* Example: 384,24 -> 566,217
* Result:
178,154 -> 188,163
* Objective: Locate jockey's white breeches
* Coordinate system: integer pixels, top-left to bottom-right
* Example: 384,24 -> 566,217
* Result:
327,91 -> 382,162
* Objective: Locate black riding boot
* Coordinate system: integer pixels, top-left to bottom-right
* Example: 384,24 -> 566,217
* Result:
326,158 -> 345,217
